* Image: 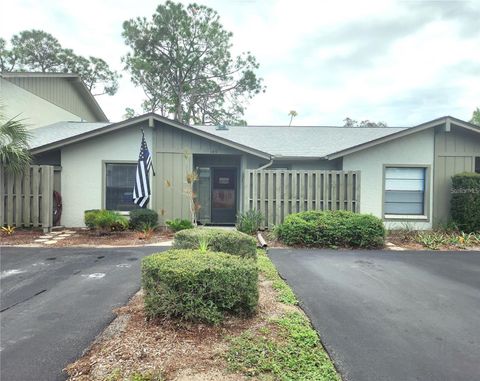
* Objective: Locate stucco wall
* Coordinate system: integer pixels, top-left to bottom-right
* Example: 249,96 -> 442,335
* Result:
343,129 -> 435,229
61,124 -> 153,227
1,78 -> 81,128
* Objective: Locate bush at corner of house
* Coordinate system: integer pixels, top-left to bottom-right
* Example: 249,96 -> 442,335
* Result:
275,210 -> 385,249
141,249 -> 259,324
173,228 -> 257,259
236,209 -> 264,235
84,209 -> 101,229
84,209 -> 129,232
165,218 -> 194,232
129,208 -> 159,230
451,172 -> 480,233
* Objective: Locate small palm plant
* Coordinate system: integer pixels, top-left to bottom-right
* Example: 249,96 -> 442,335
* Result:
0,111 -> 31,174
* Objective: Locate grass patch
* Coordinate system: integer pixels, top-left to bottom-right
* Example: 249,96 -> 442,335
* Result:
257,249 -> 297,305
226,312 -> 339,381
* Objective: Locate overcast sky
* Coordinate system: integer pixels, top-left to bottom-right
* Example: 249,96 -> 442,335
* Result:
1,0 -> 479,126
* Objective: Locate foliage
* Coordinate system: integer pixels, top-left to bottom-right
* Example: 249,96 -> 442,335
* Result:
137,222 -> 158,240
0,112 -> 31,174
226,312 -> 339,381
450,172 -> 480,232
197,235 -> 211,253
275,210 -> 385,248
165,218 -> 194,232
129,208 -> 158,230
471,107 -> 480,126
122,1 -> 264,125
343,117 -> 387,128
415,231 -> 448,250
236,209 -> 263,235
173,228 -> 257,259
257,249 -> 297,305
1,30 -> 119,96
414,230 -> 480,250
142,249 -> 258,324
1,225 -> 16,235
83,209 -> 129,232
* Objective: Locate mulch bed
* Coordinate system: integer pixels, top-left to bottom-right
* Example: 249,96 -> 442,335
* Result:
1,229 -> 43,245
1,229 -> 174,247
65,275 -> 299,381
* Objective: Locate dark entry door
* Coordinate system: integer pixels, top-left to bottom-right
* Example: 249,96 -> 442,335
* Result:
211,168 -> 237,224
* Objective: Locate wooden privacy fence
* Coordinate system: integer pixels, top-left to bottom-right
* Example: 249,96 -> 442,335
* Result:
244,170 -> 361,227
1,165 -> 54,230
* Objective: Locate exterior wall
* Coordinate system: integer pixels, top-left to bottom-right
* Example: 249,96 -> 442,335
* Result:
1,78 -> 81,128
433,126 -> 480,225
60,123 -> 153,226
272,158 -> 343,170
4,77 -> 98,122
343,129 -> 435,229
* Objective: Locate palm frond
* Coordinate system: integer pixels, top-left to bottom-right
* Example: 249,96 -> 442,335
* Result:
0,113 -> 32,174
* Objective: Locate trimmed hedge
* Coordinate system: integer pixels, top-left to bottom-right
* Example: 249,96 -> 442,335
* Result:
129,208 -> 158,230
142,249 -> 258,324
83,209 -> 129,231
451,172 -> 480,232
173,228 -> 257,259
275,210 -> 385,248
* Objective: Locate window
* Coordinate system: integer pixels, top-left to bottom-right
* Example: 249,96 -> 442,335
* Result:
105,163 -> 138,211
384,167 -> 426,216
475,157 -> 480,174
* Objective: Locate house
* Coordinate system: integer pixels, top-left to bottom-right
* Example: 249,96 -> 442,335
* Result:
2,72 -> 479,229
0,72 -> 108,129
27,112 -> 480,229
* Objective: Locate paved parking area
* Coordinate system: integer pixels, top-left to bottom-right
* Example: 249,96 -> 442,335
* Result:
0,246 -> 164,381
269,249 -> 480,381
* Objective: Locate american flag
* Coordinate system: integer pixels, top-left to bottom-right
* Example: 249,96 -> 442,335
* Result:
133,132 -> 153,208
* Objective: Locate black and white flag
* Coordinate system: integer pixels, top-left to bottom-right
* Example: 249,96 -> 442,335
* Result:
133,132 -> 153,208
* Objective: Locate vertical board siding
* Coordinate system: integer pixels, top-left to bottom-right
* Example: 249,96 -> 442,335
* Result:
244,169 -> 361,227
1,165 -> 54,229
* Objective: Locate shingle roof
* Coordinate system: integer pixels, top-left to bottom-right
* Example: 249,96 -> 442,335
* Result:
30,121 -> 111,149
191,125 -> 409,158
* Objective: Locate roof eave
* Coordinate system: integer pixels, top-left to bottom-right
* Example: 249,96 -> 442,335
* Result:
326,116 -> 480,160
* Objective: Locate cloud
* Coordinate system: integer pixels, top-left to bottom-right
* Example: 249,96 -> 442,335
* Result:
1,0 -> 479,126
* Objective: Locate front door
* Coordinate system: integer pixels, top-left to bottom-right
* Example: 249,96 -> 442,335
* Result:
211,168 -> 237,224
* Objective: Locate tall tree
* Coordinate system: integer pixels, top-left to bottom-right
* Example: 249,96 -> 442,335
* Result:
471,107 -> 480,126
2,30 -> 120,96
122,1 -> 264,125
288,110 -> 298,126
343,118 -> 387,127
0,111 -> 31,174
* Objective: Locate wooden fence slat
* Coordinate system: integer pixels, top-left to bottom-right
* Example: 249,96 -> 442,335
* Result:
15,174 -> 22,226
244,170 -> 251,212
275,171 -> 282,226
267,171 -> 274,227
41,166 -> 53,230
31,166 -> 40,227
6,172 -> 14,226
243,169 -> 360,226
23,168 -> 31,226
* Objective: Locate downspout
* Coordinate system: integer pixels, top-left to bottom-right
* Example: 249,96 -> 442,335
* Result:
257,157 -> 274,170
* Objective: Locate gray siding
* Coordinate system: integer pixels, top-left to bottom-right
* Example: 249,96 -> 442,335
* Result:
6,77 -> 98,122
433,126 -> 480,225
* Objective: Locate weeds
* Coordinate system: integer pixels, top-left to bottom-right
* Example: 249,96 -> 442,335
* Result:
1,225 -> 15,235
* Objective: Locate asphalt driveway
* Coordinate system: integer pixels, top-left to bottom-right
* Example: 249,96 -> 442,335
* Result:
269,249 -> 480,381
0,246 -> 166,381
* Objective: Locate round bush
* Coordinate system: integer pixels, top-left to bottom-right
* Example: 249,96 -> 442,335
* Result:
275,210 -> 385,249
142,250 -> 259,324
129,208 -> 158,230
173,228 -> 257,259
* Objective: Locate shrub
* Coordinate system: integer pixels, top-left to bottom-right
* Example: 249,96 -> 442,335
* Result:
275,210 -> 385,248
451,172 -> 480,233
165,218 -> 194,232
84,209 -> 100,229
142,249 -> 258,324
236,209 -> 264,235
173,228 -> 257,259
129,208 -> 158,230
84,209 -> 128,232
